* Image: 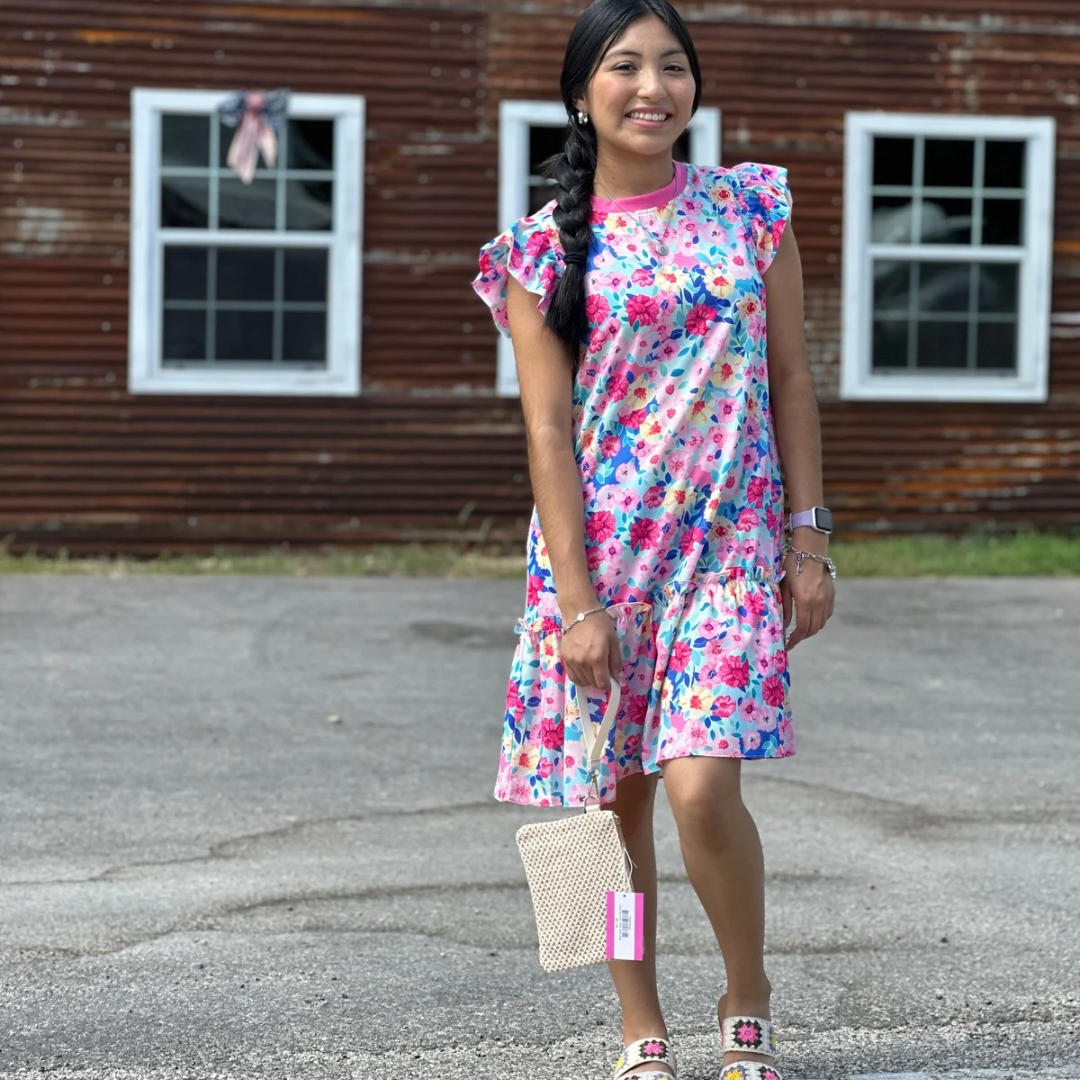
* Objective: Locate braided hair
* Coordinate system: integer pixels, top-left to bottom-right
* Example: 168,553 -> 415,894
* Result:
543,0 -> 702,354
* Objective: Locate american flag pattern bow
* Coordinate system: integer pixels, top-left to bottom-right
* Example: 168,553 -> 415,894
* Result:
219,88 -> 290,185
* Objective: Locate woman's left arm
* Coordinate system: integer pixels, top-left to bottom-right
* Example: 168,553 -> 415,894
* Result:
763,224 -> 836,646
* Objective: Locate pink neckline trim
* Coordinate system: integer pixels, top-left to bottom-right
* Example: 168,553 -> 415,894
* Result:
591,160 -> 687,214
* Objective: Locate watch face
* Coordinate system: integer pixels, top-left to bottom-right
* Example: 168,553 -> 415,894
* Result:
814,507 -> 834,533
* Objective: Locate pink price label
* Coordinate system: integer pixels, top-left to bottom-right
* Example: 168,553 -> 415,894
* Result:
606,890 -> 644,962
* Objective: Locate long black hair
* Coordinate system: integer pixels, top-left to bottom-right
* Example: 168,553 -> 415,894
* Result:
543,0 -> 702,353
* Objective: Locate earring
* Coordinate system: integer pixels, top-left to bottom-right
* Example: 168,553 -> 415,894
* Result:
576,111 -> 589,125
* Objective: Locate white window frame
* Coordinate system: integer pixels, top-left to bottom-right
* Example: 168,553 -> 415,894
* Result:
129,88 -> 364,396
841,111 -> 1056,403
495,100 -> 721,397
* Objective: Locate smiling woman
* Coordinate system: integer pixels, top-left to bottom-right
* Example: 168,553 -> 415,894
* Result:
471,3 -> 835,1079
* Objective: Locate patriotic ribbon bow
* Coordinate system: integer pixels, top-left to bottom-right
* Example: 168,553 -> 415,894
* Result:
219,88 -> 290,185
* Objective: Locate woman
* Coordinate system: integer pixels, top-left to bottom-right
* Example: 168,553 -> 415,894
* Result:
473,2 -> 836,1078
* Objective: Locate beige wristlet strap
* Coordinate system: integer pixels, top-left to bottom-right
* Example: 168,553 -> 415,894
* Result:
579,681 -> 621,804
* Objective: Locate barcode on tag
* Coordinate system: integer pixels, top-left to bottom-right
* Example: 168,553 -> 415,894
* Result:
606,890 -> 644,961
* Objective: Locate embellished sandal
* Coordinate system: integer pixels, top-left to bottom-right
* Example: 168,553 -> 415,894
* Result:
718,1016 -> 780,1080
614,1036 -> 677,1080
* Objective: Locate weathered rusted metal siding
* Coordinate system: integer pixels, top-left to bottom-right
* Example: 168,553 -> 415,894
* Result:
0,1 -> 1078,553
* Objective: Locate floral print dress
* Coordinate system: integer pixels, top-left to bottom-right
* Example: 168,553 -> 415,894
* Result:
473,161 -> 795,808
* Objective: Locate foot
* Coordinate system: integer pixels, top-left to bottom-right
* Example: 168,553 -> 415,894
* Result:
717,992 -> 775,1071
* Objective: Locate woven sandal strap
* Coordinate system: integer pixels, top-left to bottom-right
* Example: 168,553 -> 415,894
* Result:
720,1062 -> 782,1080
720,1016 -> 777,1058
614,1037 -> 676,1079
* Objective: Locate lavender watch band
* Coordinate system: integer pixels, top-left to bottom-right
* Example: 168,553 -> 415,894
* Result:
789,507 -> 833,533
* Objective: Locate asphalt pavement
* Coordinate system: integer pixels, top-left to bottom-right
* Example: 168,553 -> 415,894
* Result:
0,574 -> 1078,1080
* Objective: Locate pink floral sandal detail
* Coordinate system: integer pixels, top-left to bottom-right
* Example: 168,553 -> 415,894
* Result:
614,1036 -> 677,1079
718,1016 -> 780,1080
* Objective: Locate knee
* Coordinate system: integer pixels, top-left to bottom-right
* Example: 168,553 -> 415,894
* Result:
662,758 -> 745,847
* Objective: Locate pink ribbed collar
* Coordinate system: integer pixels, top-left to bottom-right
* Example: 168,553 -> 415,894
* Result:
591,160 -> 687,214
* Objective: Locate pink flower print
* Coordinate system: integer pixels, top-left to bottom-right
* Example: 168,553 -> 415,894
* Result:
746,476 -> 767,508
586,544 -> 605,571
689,721 -> 708,748
619,407 -> 648,429
536,757 -> 554,779
615,462 -> 636,484
526,573 -> 543,606
623,733 -> 641,757
720,655 -> 750,689
629,516 -> 660,550
766,508 -> 780,533
626,294 -> 660,326
641,1040 -> 666,1057
625,694 -> 648,725
585,511 -> 616,544
617,490 -> 638,512
762,674 -> 786,708
732,253 -> 746,267
539,717 -> 564,750
736,507 -> 761,531
685,303 -> 717,336
741,698 -> 761,725
713,695 -> 736,719
643,485 -> 665,509
774,649 -> 788,675
585,294 -> 610,324
736,1021 -> 761,1046
744,589 -> 766,617
525,230 -> 551,257
506,683 -> 525,722
600,434 -> 621,458
705,637 -> 728,663
631,267 -> 655,287
679,527 -> 705,556
668,640 -> 692,672
510,778 -> 530,801
588,327 -> 607,354
742,729 -> 762,751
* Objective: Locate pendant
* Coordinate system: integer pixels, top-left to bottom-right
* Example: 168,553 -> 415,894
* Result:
655,243 -> 669,257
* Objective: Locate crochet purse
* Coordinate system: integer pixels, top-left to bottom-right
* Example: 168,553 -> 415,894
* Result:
515,682 -> 636,972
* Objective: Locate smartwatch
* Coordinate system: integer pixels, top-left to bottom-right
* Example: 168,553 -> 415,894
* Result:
788,507 -> 834,534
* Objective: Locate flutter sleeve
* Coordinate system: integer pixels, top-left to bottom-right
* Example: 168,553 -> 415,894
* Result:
472,214 -> 564,339
731,162 -> 793,275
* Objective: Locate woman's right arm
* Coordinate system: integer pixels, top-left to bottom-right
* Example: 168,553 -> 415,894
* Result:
506,275 -> 622,690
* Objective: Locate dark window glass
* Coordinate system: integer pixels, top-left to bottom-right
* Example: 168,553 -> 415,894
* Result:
873,137 -> 915,186
219,178 -> 278,230
872,319 -> 909,370
527,125 -> 565,215
977,263 -> 1018,314
161,179 -> 209,228
217,248 -> 275,302
873,260 -> 912,313
924,138 -> 974,188
672,129 -> 691,162
216,310 -> 273,361
163,247 -> 208,301
976,321 -> 1018,371
219,121 -> 278,172
163,309 -> 207,361
982,199 -> 1023,246
920,198 -> 973,244
161,114 -> 209,168
871,196 -> 914,243
287,119 -> 334,170
984,140 -> 1025,189
285,180 -> 333,231
284,249 -> 329,302
916,320 -> 968,369
918,262 -> 970,314
283,311 -> 328,363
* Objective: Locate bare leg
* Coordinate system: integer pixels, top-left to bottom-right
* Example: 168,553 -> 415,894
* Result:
661,757 -> 773,1069
604,770 -> 673,1075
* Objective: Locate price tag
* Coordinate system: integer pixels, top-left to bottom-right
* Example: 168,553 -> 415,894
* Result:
606,890 -> 644,961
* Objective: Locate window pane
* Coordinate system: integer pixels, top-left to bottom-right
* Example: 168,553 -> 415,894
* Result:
918,262 -> 970,314
872,319 -> 909,370
286,180 -> 333,230
984,140 -> 1025,189
978,263 -> 1018,314
283,249 -> 328,302
871,196 -> 914,243
163,309 -> 207,361
287,119 -> 334,170
982,199 -> 1023,246
283,311 -> 328,364
219,178 -> 278,230
161,178 -> 209,228
916,320 -> 968,369
161,114 -> 210,168
216,310 -> 273,361
920,198 -> 972,244
528,182 -> 557,216
873,260 -> 911,313
976,321 -> 1018,371
873,137 -> 914,186
529,125 -> 567,179
218,121 -> 280,172
924,138 -> 974,188
217,248 -> 275,302
163,247 -> 208,301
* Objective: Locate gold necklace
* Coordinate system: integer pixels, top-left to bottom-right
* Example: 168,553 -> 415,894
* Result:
595,172 -> 678,259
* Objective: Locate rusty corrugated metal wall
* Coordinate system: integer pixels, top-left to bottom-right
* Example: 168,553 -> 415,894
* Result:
1,1 -> 1078,552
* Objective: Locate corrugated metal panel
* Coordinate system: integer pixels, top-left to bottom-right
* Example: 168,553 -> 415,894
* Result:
0,1 -> 1078,554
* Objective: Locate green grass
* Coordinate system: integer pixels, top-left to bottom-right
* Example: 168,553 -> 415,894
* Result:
0,533 -> 1078,578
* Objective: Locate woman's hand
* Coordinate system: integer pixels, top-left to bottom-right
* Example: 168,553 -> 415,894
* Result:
560,611 -> 624,690
780,552 -> 835,649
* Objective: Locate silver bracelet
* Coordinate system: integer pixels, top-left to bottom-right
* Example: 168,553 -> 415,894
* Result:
784,544 -> 838,580
562,605 -> 608,634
